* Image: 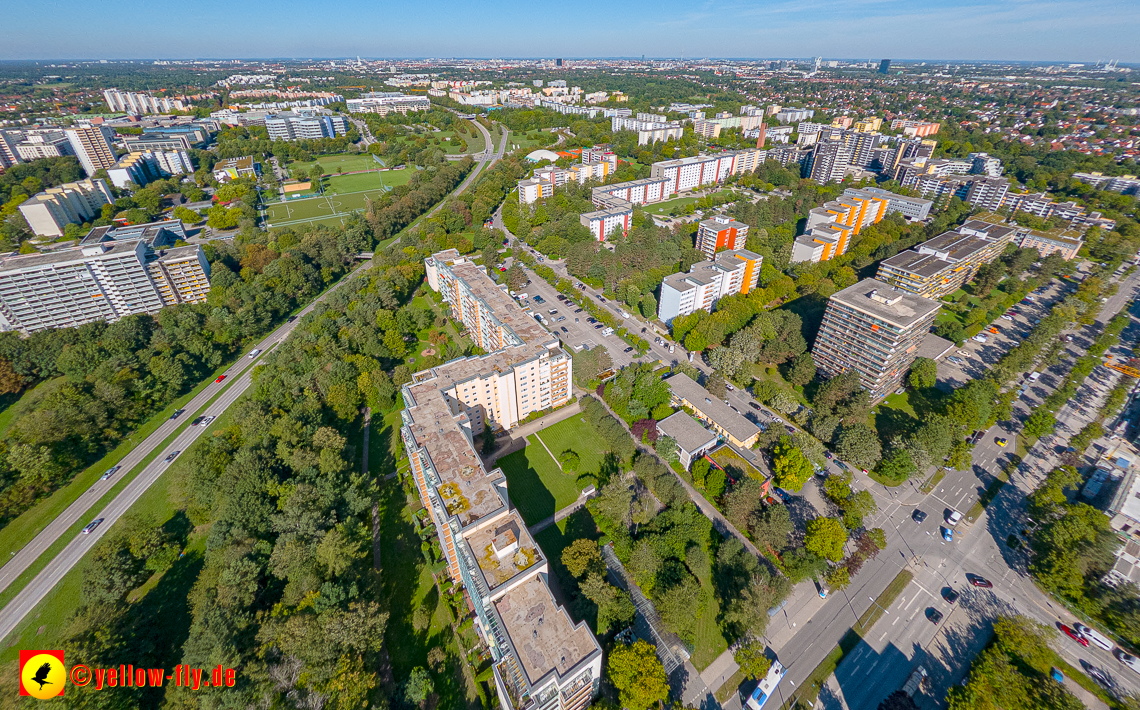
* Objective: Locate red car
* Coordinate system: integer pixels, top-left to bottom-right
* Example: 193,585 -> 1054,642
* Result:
968,576 -> 993,588
215,375 -> 227,383
1059,624 -> 1089,647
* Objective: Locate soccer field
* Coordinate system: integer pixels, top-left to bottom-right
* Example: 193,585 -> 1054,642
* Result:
264,167 -> 418,228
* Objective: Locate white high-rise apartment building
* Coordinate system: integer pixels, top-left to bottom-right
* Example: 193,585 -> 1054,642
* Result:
103,89 -> 188,115
17,178 -> 114,237
658,249 -> 763,323
410,251 -> 599,710
0,241 -> 210,333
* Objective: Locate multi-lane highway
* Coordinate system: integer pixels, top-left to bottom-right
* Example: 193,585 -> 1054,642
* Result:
0,256 -> 378,642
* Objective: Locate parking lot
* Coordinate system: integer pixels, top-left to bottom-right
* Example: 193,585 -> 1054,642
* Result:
935,279 -> 1071,387
514,267 -> 661,370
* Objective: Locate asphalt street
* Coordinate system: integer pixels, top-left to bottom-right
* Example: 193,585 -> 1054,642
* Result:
0,256 -> 379,642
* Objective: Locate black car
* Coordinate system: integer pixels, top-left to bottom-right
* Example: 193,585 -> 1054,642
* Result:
912,509 -> 928,523
943,588 -> 960,604
749,402 -> 761,410
164,450 -> 181,464
785,425 -> 796,434
560,327 -> 568,333
928,608 -> 943,625
191,416 -> 206,427
170,408 -> 185,420
623,347 -> 633,353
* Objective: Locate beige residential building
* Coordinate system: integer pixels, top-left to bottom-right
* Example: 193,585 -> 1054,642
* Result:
406,250 -> 599,710
17,178 -> 114,237
66,126 -> 118,176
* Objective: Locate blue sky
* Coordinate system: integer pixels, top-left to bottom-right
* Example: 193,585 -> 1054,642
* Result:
3,0 -> 1138,62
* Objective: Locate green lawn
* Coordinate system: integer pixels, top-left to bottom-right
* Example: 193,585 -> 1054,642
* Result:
326,166 -> 415,194
534,415 -> 611,482
496,437 -> 584,525
646,190 -> 734,215
288,152 -> 380,177
876,391 -> 916,418
0,394 -> 236,670
504,131 -> 556,155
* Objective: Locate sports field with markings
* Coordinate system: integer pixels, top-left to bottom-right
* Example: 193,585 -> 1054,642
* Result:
264,166 -> 417,228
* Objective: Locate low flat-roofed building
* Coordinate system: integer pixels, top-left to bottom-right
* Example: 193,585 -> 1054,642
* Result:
876,251 -> 954,300
213,155 -> 258,182
667,372 -> 761,449
1016,229 -> 1084,260
656,412 -> 719,468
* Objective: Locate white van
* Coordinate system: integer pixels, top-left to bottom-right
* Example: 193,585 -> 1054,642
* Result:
247,348 -> 261,359
1075,623 -> 1114,652
1028,372 -> 1041,382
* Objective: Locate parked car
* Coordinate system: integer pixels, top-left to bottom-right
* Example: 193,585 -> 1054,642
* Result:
560,326 -> 568,333
81,518 -> 104,535
749,402 -> 761,411
948,356 -> 965,365
785,425 -> 796,434
824,451 -> 833,460
100,466 -> 120,481
968,576 -> 993,588
623,347 -> 633,353
215,375 -> 227,383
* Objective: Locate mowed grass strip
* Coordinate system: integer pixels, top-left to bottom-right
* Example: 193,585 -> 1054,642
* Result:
496,437 -> 581,525
289,152 -> 379,176
534,415 -> 608,479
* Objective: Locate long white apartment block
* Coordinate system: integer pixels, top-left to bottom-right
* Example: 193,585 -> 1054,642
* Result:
346,92 -> 431,115
410,250 -> 599,710
0,240 -> 210,333
17,178 -> 114,237
104,89 -> 189,115
650,148 -> 765,194
658,249 -> 762,323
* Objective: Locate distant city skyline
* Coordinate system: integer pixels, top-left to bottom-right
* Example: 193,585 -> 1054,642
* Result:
3,0 -> 1138,63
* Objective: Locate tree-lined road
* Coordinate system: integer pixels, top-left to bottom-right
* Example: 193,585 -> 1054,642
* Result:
0,258 -> 378,642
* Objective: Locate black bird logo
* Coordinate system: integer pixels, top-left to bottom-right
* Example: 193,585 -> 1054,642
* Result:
31,662 -> 53,690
